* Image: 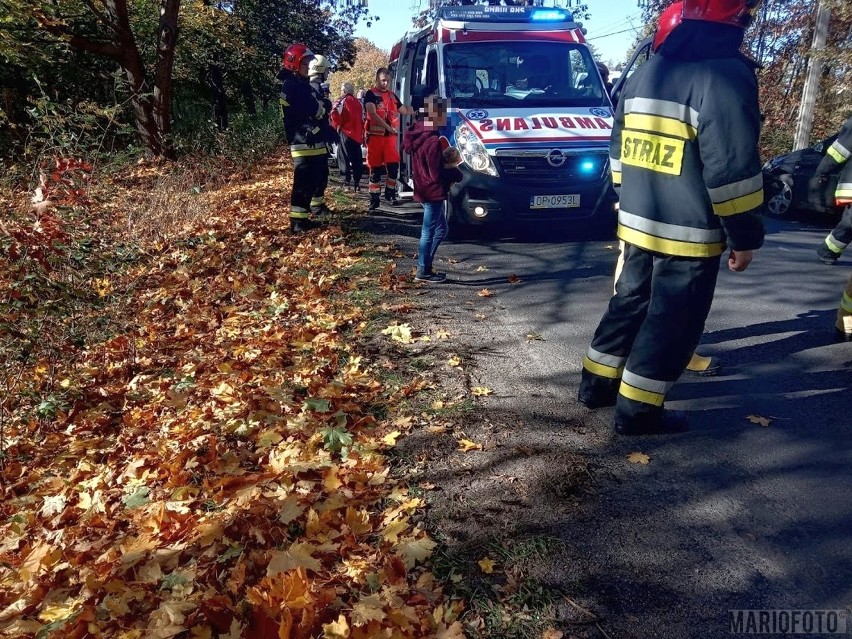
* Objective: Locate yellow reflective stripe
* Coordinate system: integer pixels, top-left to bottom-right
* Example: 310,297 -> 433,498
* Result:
625,113 -> 697,140
835,183 -> 852,199
825,234 -> 845,254
618,381 -> 664,407
711,188 -> 764,216
828,139 -> 850,162
291,148 -> 327,157
827,146 -> 844,163
618,224 -> 725,258
310,198 -> 324,205
841,292 -> 852,313
611,170 -> 622,185
290,209 -> 309,219
583,355 -> 623,379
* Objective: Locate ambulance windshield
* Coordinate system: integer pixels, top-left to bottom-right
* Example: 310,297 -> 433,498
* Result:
444,41 -> 608,108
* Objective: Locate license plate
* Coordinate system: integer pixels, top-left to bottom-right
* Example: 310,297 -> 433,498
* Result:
530,194 -> 580,209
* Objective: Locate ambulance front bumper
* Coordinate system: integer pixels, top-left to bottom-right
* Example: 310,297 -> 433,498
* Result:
448,162 -> 617,227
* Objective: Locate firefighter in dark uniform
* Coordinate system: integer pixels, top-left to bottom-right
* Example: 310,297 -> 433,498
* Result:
578,0 -> 766,435
280,43 -> 326,233
308,54 -> 334,216
810,114 -> 852,340
813,114 -> 852,264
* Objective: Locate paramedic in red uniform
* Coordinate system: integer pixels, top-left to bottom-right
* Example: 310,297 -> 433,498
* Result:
363,67 -> 413,210
578,0 -> 765,435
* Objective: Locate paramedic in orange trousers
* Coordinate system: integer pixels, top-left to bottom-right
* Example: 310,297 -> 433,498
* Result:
578,0 -> 766,435
363,68 -> 413,210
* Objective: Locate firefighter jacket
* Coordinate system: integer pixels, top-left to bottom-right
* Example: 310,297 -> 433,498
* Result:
280,72 -> 325,155
815,115 -> 852,205
310,79 -> 336,143
609,37 -> 765,258
363,88 -> 402,136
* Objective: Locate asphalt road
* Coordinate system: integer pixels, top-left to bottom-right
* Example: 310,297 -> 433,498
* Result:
367,199 -> 851,638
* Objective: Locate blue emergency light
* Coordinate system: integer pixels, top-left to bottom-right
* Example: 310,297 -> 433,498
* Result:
580,159 -> 596,173
438,5 -> 574,24
530,9 -> 570,22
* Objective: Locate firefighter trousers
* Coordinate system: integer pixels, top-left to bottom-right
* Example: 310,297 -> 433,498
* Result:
310,147 -> 330,211
290,149 -> 325,220
579,243 -> 719,431
821,204 -> 852,258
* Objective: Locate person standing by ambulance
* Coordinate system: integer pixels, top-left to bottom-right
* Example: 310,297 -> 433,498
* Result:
813,114 -> 852,265
578,0 -> 765,435
363,67 -> 414,210
308,54 -> 334,216
334,82 -> 365,191
279,43 -> 326,233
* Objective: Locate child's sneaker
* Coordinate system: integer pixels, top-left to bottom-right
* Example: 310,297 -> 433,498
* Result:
415,271 -> 446,283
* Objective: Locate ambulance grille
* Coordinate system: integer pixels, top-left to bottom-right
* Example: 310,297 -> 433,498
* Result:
495,155 -> 607,187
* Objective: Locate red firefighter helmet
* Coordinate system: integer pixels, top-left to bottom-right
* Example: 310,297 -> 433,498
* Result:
282,43 -> 314,73
653,2 -> 684,52
682,0 -> 762,28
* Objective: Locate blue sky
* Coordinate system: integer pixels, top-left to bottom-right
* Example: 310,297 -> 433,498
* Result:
352,0 -> 646,66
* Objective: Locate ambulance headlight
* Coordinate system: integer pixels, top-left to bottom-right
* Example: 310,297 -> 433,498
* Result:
455,124 -> 497,177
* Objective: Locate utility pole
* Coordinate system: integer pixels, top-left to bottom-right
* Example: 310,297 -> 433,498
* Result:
793,1 -> 831,150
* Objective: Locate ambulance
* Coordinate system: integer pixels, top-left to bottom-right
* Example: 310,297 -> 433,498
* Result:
388,5 -> 617,233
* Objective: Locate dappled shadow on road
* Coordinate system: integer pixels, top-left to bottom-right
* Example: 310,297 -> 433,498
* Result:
364,209 -> 851,638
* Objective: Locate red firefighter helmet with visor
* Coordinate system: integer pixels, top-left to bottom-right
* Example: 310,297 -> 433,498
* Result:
682,0 -> 762,28
282,43 -> 314,73
653,2 -> 684,52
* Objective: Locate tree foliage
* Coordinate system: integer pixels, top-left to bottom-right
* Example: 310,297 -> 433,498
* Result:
636,0 -> 851,155
327,38 -> 390,99
0,0 -> 364,160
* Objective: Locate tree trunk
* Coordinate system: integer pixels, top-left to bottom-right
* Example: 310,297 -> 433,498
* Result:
208,64 -> 229,131
153,0 -> 181,158
241,81 -> 257,116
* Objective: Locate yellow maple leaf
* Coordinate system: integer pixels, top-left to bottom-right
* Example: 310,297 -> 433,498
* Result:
457,438 -> 483,452
447,355 -> 462,367
382,430 -> 402,446
477,557 -> 496,573
324,466 -> 342,492
747,414 -> 772,427
436,329 -> 451,339
381,323 -> 413,344
382,517 -> 410,544
626,452 -> 651,465
476,265 -> 489,272
267,542 -> 322,575
351,593 -> 386,626
323,614 -> 350,639
396,534 -> 437,568
477,288 -> 493,297
277,494 -> 304,524
472,386 -> 492,396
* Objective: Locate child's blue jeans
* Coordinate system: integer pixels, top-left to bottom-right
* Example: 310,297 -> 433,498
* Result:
418,200 -> 448,274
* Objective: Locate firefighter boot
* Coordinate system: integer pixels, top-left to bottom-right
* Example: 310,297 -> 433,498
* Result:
817,242 -> 840,265
368,193 -> 381,211
577,370 -> 618,409
290,218 -> 318,234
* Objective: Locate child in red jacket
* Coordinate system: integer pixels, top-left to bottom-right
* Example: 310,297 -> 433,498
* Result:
402,95 -> 463,282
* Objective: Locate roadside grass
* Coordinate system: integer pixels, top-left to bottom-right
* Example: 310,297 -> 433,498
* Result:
431,534 -> 569,638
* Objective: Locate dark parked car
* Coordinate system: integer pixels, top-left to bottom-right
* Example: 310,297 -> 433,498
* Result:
762,135 -> 842,218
